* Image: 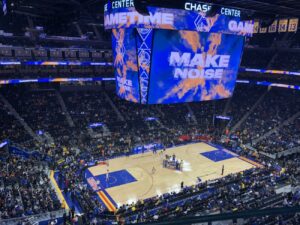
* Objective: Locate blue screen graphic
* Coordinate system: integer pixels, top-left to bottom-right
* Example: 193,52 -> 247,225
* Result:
148,30 -> 244,104
112,29 -> 140,103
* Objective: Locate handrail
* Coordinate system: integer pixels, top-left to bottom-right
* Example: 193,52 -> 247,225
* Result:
0,209 -> 65,225
135,206 -> 300,225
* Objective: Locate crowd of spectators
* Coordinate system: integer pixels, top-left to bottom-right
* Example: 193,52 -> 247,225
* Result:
233,88 -> 300,147
2,88 -> 76,147
0,155 -> 61,220
270,51 -> 300,71
0,100 -> 32,144
116,163 -> 298,224
241,49 -> 275,68
225,85 -> 266,127
62,91 -> 119,129
0,84 -> 300,224
1,83 -> 299,157
241,32 -> 300,74
254,116 -> 300,154
112,150 -> 300,224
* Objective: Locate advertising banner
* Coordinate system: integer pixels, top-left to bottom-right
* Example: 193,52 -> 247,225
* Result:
105,6 -> 254,37
288,18 -> 298,32
278,19 -> 288,32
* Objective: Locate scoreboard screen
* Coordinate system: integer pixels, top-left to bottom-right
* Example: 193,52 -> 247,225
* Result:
112,29 -> 140,103
148,29 -> 244,104
106,1 -> 253,104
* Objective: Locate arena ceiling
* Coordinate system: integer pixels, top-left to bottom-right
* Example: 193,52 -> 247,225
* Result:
1,0 -> 299,34
5,0 -> 300,18
212,0 -> 300,17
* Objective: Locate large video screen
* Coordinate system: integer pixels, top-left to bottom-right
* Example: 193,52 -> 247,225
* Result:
148,30 -> 244,104
112,29 -> 140,103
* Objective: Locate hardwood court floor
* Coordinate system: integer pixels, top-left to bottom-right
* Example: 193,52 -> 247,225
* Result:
88,142 -> 254,207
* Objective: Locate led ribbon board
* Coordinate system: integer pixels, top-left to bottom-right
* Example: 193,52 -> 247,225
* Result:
105,0 -> 254,104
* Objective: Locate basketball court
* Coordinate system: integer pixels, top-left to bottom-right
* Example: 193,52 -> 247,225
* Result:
86,142 -> 257,209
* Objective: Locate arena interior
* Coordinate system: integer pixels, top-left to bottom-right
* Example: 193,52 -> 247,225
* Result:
0,0 -> 300,225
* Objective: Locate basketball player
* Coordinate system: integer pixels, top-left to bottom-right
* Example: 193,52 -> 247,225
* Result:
153,147 -> 157,154
106,169 -> 109,183
152,166 -> 156,175
221,165 -> 224,176
180,160 -> 184,171
159,149 -> 164,159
